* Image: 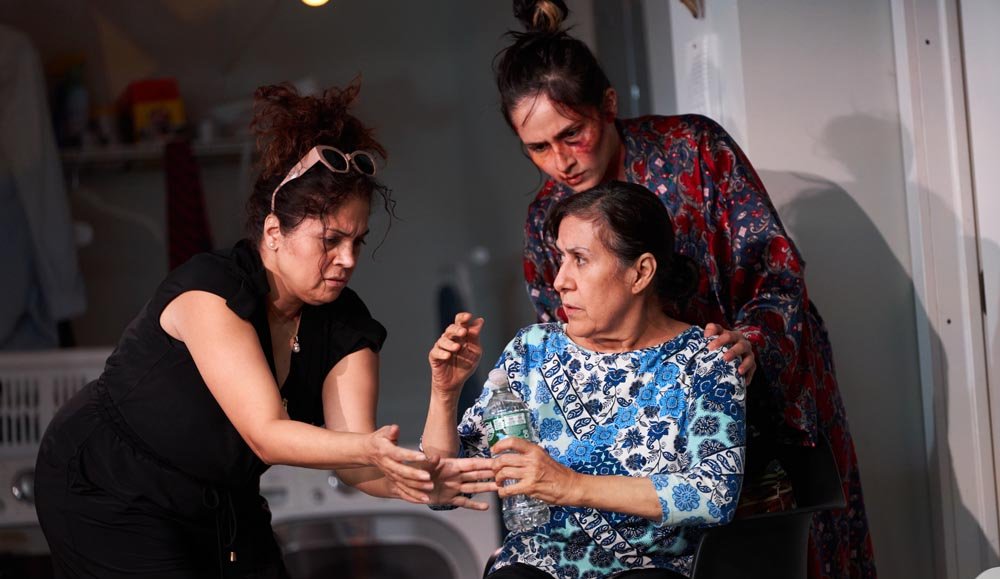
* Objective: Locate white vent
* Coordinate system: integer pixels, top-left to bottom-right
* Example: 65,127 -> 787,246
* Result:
0,349 -> 111,458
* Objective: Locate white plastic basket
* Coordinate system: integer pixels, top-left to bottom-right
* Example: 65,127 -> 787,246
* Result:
0,348 -> 111,459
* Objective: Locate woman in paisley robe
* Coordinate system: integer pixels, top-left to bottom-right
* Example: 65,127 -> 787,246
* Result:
422,182 -> 746,578
488,1 -> 877,577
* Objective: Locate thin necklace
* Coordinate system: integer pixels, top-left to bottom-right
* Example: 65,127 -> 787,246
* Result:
268,303 -> 302,354
288,315 -> 302,354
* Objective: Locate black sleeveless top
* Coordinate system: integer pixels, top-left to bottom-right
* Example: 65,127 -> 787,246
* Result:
97,239 -> 386,487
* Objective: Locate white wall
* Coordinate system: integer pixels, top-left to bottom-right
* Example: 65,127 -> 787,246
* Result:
735,1 -> 934,577
640,0 -> 676,115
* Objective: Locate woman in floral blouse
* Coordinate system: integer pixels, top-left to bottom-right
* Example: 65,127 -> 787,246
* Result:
421,182 -> 746,578
484,1 -> 878,577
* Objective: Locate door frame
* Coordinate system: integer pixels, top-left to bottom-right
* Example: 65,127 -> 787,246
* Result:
890,0 -> 999,577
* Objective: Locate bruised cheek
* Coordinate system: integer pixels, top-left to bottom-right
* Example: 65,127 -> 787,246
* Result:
568,130 -> 599,156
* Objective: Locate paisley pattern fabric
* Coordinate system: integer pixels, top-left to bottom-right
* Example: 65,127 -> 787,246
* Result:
521,115 -> 876,578
459,323 -> 745,577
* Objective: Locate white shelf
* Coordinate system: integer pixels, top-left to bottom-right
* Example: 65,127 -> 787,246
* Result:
60,139 -> 253,166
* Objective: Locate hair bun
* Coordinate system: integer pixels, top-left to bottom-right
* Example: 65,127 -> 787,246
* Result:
513,0 -> 569,33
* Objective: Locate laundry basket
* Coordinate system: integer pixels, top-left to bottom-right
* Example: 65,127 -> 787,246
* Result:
0,348 -> 110,528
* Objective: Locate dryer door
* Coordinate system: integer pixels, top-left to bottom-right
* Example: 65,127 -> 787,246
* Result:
275,514 -> 481,579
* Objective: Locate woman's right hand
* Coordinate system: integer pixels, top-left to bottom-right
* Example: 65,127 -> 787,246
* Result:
365,424 -> 436,504
428,312 -> 484,397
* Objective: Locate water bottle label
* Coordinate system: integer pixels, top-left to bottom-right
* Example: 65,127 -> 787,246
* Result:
485,411 -> 530,447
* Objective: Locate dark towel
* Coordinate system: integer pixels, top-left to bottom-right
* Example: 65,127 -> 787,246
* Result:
165,140 -> 213,270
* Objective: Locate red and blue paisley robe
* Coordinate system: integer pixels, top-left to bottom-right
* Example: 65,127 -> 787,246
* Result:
522,115 -> 876,579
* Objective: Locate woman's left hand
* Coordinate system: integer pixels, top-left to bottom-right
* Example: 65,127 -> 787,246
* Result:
428,313 -> 485,397
425,457 -> 497,510
704,323 -> 756,382
490,437 -> 578,505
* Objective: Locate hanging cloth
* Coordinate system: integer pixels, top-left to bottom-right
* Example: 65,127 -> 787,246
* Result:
0,25 -> 86,348
164,139 -> 213,269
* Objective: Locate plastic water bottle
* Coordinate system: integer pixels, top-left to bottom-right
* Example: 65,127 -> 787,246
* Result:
482,369 -> 550,532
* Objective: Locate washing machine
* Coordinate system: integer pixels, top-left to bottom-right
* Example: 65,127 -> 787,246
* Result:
0,348 -> 103,578
262,464 -> 499,579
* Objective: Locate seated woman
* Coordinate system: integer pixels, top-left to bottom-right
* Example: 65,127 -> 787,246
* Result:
420,181 -> 747,578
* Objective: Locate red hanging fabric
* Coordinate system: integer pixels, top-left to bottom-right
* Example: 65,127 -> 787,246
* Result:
164,140 -> 213,270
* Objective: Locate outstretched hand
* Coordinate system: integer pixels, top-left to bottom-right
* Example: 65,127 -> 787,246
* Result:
428,312 -> 484,396
366,424 -> 435,504
704,323 -> 756,382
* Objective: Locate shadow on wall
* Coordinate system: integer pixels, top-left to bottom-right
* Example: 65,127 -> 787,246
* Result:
760,112 -> 998,577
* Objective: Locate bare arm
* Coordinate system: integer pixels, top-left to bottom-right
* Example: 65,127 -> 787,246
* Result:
321,348 -> 434,502
414,314 -> 498,510
421,388 -> 462,459
570,473 -> 662,519
483,437 -> 662,520
420,313 -> 484,459
160,291 -> 427,470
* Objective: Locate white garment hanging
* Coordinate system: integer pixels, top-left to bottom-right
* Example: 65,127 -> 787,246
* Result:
0,24 -> 85,347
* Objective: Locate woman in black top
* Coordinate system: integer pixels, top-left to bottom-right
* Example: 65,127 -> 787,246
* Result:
34,82 -> 470,578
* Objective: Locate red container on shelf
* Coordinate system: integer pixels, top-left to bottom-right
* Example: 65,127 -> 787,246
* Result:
118,78 -> 186,141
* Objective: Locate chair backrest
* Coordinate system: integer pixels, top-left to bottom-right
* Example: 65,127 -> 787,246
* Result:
688,434 -> 845,579
776,434 -> 847,512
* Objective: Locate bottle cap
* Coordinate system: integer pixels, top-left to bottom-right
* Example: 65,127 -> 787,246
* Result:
487,369 -> 509,389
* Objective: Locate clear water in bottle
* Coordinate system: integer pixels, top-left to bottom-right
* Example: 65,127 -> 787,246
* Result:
482,369 -> 550,533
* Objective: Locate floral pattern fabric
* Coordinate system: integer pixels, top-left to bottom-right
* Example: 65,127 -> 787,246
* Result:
459,323 -> 746,577
521,114 -> 876,578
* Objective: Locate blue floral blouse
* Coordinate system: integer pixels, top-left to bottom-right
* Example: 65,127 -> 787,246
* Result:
460,323 -> 746,577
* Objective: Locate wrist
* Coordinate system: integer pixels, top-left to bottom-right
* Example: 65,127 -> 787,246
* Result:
429,386 -> 462,406
562,470 -> 587,507
360,431 -> 378,467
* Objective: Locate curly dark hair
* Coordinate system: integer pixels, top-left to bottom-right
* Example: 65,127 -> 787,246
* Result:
245,79 -> 394,245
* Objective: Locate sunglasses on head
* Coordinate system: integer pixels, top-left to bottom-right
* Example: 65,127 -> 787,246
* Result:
270,145 -> 378,213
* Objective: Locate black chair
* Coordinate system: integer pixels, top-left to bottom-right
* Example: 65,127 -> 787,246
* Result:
483,435 -> 844,579
688,434 -> 846,579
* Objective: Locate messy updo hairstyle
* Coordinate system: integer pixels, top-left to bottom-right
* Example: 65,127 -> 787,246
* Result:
544,181 -> 699,309
245,80 -> 394,245
495,0 -> 611,130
